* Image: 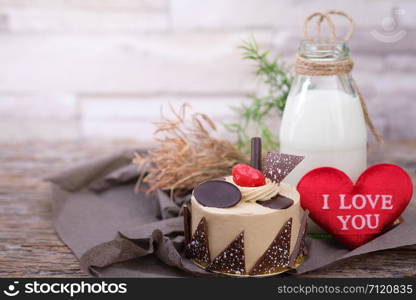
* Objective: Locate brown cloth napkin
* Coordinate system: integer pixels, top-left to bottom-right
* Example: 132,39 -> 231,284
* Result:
47,149 -> 416,277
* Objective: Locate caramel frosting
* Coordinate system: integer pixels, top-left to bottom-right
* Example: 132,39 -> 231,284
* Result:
225,176 -> 279,203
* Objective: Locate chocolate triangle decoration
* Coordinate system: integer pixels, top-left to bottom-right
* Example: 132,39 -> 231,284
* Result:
182,205 -> 191,245
263,152 -> 304,183
208,231 -> 245,275
289,210 -> 309,266
249,218 -> 292,275
185,217 -> 210,264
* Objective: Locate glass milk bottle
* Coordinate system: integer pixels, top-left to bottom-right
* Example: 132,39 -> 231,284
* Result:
280,41 -> 367,186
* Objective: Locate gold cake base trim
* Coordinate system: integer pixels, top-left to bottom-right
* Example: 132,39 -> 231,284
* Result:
192,255 -> 305,278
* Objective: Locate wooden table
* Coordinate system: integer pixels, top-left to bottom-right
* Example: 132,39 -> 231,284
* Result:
0,140 -> 415,278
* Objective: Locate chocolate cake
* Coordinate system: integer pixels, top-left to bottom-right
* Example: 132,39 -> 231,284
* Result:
184,137 -> 308,276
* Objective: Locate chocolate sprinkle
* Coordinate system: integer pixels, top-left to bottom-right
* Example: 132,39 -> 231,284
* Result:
194,180 -> 241,208
249,218 -> 292,275
257,194 -> 294,210
183,205 -> 191,245
263,152 -> 304,183
250,137 -> 262,171
289,210 -> 309,266
208,231 -> 245,275
185,217 -> 210,264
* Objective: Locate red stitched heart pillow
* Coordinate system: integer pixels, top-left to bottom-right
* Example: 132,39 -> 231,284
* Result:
297,164 -> 413,249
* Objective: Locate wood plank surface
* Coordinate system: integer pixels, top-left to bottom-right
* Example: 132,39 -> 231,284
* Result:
0,140 -> 415,277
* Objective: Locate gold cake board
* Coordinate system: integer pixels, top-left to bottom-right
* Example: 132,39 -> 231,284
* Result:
192,255 -> 305,278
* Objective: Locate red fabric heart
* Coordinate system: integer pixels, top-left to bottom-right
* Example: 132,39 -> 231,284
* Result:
297,164 -> 413,249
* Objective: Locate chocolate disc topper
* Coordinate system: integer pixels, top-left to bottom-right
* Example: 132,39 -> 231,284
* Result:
263,152 -> 304,183
257,194 -> 294,210
194,180 -> 241,208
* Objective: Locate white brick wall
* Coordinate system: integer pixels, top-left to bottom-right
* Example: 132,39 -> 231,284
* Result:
0,0 -> 415,142
0,32 -> 274,93
79,96 -> 246,140
0,93 -> 80,141
0,1 -> 167,11
170,0 -> 404,30
1,8 -> 169,33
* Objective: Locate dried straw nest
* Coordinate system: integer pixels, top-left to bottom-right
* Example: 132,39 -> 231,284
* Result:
133,104 -> 248,195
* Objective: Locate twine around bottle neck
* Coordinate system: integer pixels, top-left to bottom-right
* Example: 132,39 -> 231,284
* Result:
294,55 -> 353,76
296,10 -> 354,76
294,10 -> 383,143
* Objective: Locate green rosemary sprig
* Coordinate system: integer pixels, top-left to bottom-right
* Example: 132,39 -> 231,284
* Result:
224,37 -> 293,154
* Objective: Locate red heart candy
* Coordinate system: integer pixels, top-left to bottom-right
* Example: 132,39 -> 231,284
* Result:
297,164 -> 413,249
232,163 -> 266,187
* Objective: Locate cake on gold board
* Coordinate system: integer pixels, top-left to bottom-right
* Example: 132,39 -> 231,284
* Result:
183,137 -> 308,277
